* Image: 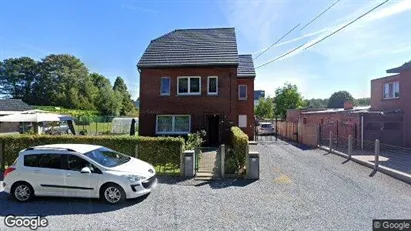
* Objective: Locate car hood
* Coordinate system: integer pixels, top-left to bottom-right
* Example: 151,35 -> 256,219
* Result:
108,157 -> 155,177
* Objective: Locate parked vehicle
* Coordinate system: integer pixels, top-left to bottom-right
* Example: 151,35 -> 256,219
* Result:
3,144 -> 157,204
257,122 -> 275,135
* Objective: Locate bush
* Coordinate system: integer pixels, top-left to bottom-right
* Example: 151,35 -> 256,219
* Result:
230,126 -> 249,169
0,135 -> 184,171
225,147 -> 238,174
184,130 -> 206,150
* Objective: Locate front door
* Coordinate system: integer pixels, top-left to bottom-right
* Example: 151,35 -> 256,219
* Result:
207,115 -> 220,146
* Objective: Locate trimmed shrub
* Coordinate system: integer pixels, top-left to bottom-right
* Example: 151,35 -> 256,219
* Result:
0,135 -> 184,171
230,126 -> 249,168
184,130 -> 206,150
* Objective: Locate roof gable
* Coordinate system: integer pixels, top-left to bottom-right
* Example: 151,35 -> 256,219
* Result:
0,99 -> 32,112
386,60 -> 411,73
138,28 -> 239,68
237,54 -> 256,78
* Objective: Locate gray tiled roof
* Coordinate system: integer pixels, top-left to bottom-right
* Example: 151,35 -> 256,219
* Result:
386,60 -> 411,73
0,99 -> 32,111
237,54 -> 256,78
137,28 -> 239,68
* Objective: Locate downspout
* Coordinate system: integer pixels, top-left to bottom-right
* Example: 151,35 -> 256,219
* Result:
361,114 -> 364,150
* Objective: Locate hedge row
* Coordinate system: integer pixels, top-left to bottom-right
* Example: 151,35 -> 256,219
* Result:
230,126 -> 249,168
0,135 -> 184,170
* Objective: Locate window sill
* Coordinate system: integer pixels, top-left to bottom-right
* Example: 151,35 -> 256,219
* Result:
238,98 -> 248,101
156,132 -> 190,135
382,97 -> 400,101
160,94 -> 170,96
207,93 -> 219,96
177,93 -> 201,96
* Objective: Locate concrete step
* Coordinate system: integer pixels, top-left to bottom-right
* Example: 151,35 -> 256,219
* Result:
195,172 -> 221,180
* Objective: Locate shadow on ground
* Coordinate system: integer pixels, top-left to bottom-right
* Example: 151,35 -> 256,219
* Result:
0,192 -> 149,217
158,175 -> 257,189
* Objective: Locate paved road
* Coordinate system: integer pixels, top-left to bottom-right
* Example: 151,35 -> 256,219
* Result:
0,140 -> 410,231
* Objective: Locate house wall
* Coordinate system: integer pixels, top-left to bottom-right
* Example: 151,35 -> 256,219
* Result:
371,69 -> 411,146
139,66 -> 255,143
237,78 -> 255,140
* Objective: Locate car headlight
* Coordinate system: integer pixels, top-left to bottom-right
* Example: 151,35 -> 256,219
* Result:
124,175 -> 147,182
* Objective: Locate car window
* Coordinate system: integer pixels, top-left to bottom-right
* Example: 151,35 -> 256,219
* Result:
38,154 -> 63,169
24,154 -> 43,167
262,124 -> 272,128
84,148 -> 130,168
65,155 -> 102,174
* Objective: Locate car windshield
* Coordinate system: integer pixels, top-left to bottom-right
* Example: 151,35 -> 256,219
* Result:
84,148 -> 131,168
262,124 -> 272,128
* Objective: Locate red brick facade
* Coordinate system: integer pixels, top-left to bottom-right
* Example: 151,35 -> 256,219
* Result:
138,66 -> 255,144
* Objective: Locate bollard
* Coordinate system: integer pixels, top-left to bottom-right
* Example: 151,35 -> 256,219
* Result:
329,131 -> 333,152
220,145 -> 225,179
374,139 -> 380,170
348,135 -> 352,159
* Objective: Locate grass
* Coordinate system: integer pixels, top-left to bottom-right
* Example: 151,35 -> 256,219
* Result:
74,122 -> 113,135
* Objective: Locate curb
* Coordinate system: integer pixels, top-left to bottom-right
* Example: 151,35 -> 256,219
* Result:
318,146 -> 411,185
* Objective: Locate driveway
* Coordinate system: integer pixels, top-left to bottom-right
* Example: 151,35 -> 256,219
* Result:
1,140 -> 410,230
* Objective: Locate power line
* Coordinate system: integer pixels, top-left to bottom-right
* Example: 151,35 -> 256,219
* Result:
255,0 -> 390,69
255,44 -> 305,69
253,23 -> 301,60
300,0 -> 342,31
303,0 -> 390,50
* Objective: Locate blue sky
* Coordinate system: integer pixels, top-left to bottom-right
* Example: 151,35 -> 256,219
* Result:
1,0 -> 410,100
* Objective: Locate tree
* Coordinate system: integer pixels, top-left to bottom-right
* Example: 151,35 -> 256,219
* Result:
355,97 -> 370,106
274,83 -> 305,119
306,98 -> 328,109
95,85 -> 122,116
255,97 -> 274,119
0,57 -> 39,103
34,54 -> 94,108
327,91 -> 354,108
113,76 -> 136,116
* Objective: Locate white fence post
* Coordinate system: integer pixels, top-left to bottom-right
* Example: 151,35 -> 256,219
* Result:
374,139 -> 380,170
329,131 -> 333,152
348,135 -> 352,159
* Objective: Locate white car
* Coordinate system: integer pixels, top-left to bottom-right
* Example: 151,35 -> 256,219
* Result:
2,144 -> 157,204
257,122 -> 275,135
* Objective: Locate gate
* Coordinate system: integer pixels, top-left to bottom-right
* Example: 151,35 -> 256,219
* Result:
319,121 -> 356,147
195,147 -> 221,179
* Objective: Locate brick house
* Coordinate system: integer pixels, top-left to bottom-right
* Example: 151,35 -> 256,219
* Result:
137,28 -> 256,145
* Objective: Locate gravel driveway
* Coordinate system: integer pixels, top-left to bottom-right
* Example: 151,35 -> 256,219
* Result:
1,140 -> 410,231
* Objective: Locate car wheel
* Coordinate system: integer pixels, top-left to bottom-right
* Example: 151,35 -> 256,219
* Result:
101,184 -> 125,205
11,182 -> 34,202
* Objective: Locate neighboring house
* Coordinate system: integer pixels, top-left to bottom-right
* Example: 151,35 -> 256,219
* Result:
370,60 -> 411,147
0,99 -> 33,133
254,90 -> 265,106
285,61 -> 411,147
137,28 -> 256,145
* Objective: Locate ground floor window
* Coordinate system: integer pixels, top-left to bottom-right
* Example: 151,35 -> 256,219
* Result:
239,115 -> 247,128
156,115 -> 191,134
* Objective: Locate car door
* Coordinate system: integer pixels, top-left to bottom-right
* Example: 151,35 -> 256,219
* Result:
62,154 -> 101,198
32,153 -> 67,196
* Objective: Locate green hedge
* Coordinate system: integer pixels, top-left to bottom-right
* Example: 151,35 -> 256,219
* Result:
0,135 -> 184,172
230,126 -> 249,168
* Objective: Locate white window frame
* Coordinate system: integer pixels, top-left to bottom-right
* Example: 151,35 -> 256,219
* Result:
383,81 -> 399,99
160,77 -> 170,96
207,76 -> 218,95
239,115 -> 247,128
155,115 -> 191,134
238,85 -> 247,100
177,76 -> 201,95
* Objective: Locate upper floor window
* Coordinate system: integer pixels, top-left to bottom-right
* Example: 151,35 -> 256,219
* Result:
207,76 -> 218,95
177,77 -> 201,95
383,81 -> 399,99
238,85 -> 247,100
160,77 -> 170,95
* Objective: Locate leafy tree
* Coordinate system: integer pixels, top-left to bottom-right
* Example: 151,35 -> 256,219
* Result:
274,83 -> 305,119
0,57 -> 39,103
34,54 -> 94,108
255,97 -> 274,119
327,91 -> 354,108
95,85 -> 122,116
306,98 -> 329,109
355,97 -> 370,106
90,73 -> 111,89
113,76 -> 136,116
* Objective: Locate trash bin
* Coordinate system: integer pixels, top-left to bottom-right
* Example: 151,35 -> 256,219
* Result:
183,150 -> 195,177
247,151 -> 259,180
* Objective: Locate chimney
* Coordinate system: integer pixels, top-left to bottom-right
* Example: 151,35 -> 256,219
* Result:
344,101 -> 353,110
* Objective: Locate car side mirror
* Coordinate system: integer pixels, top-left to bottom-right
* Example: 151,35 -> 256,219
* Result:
80,167 -> 91,174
